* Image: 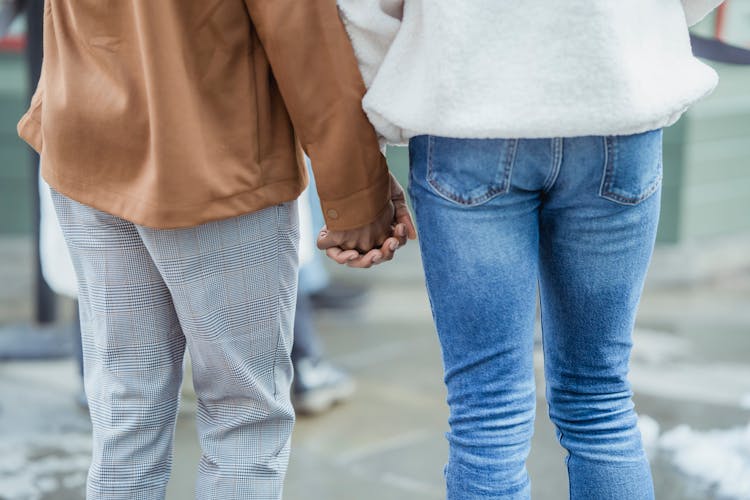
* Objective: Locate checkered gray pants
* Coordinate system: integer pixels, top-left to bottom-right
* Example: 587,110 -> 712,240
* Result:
51,189 -> 299,500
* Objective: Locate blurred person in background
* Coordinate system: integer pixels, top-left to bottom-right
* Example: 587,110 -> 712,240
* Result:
0,0 -> 23,35
292,162 -> 360,416
17,1 -> 413,499
331,1 -> 726,499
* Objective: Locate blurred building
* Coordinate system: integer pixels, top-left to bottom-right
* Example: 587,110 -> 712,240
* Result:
658,3 -> 750,243
0,15 -> 29,235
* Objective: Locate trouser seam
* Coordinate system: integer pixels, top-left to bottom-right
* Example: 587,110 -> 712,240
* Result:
272,204 -> 283,400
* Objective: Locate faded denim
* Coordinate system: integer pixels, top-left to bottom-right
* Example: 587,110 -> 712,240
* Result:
408,131 -> 661,499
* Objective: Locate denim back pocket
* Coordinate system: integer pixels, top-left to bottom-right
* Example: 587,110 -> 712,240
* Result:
427,136 -> 518,206
599,130 -> 663,205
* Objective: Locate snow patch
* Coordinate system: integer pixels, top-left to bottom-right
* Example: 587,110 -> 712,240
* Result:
0,432 -> 91,500
637,416 -> 750,499
631,329 -> 691,365
659,422 -> 750,499
637,414 -> 660,452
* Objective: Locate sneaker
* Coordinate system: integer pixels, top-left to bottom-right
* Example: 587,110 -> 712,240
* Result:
292,358 -> 356,415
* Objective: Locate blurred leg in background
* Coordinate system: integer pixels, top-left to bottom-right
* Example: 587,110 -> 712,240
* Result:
291,161 -> 357,415
301,160 -> 370,312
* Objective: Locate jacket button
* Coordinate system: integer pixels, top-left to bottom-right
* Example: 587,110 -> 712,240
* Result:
326,209 -> 339,220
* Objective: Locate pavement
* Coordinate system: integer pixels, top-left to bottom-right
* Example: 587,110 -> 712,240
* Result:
1,235 -> 750,500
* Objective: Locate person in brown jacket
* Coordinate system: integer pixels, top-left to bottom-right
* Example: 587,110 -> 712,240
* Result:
17,1 -> 415,498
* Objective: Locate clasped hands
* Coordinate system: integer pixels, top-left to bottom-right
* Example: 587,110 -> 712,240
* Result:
317,174 -> 417,268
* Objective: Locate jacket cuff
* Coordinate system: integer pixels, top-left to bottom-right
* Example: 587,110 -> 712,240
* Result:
319,172 -> 391,231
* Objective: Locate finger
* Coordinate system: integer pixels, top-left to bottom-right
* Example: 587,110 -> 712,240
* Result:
324,246 -> 349,265
336,239 -> 359,252
374,233 -> 388,248
325,246 -> 361,265
389,178 -> 416,237
395,223 -> 408,241
358,237 -> 383,253
317,227 -> 341,250
378,237 -> 400,261
346,259 -> 373,269
356,232 -> 385,254
392,196 -> 408,212
347,249 -> 383,269
395,210 -> 418,240
388,224 -> 408,247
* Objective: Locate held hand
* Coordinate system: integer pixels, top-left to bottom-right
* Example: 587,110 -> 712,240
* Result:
318,174 -> 417,269
322,223 -> 406,268
317,199 -> 395,255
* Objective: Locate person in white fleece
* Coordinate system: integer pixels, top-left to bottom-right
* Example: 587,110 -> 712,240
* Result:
330,1 -> 725,499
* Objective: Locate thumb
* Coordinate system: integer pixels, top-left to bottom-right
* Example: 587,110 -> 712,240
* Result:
394,208 -> 418,240
316,226 -> 338,250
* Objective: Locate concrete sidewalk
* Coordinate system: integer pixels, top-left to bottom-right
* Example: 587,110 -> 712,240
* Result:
1,236 -> 750,499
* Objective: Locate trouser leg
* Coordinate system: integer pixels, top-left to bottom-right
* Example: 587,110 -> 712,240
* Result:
138,202 -> 300,500
52,190 -> 185,500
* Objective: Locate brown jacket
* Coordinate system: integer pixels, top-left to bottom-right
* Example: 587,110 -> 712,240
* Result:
17,0 -> 389,230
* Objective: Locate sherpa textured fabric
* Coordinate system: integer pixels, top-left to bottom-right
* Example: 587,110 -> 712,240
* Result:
338,0 -> 724,143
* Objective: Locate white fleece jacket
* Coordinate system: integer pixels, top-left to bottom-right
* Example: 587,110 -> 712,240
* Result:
338,0 -> 724,143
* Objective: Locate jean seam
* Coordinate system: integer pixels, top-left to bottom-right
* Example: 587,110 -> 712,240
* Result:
506,138 -> 519,193
542,138 -> 563,192
598,136 -> 614,202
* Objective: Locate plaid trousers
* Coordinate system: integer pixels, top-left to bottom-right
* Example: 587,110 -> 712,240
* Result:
51,189 -> 299,500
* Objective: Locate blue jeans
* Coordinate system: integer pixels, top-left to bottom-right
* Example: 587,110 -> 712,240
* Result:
408,132 -> 661,499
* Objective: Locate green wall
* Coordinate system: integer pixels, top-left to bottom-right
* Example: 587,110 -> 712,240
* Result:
659,62 -> 750,243
0,52 -> 33,235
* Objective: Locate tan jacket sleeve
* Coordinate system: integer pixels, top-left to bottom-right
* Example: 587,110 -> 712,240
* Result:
244,0 -> 391,231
